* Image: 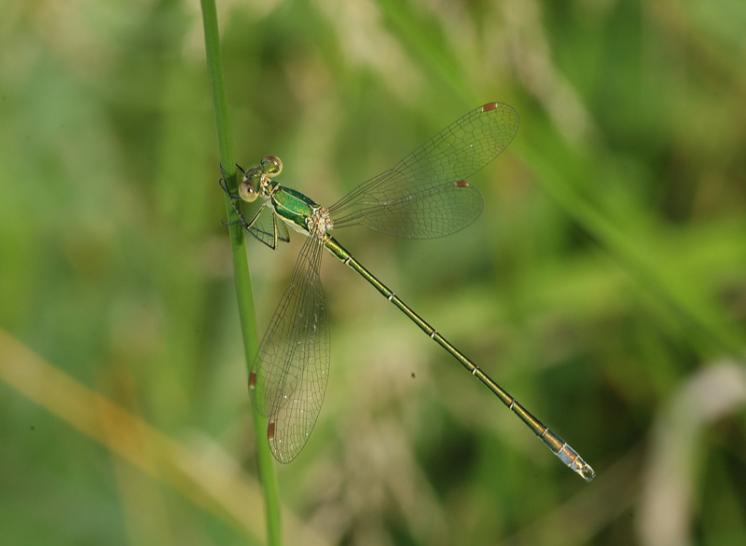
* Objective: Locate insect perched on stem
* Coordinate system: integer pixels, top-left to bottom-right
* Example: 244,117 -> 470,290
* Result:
222,102 -> 595,481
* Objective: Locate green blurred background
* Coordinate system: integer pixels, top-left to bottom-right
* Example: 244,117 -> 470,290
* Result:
2,1 -> 745,545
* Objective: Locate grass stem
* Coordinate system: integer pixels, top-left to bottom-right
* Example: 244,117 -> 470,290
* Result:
199,1 -> 283,544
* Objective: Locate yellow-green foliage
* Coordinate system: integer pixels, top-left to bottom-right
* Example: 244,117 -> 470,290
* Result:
1,1 -> 745,545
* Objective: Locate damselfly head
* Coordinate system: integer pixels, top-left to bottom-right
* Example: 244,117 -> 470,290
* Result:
260,155 -> 283,177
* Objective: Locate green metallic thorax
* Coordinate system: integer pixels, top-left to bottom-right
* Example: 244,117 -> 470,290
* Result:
268,184 -> 319,234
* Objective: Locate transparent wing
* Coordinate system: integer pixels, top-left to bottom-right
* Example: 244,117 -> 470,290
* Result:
332,181 -> 484,239
329,102 -> 518,238
252,236 -> 329,463
275,217 -> 290,243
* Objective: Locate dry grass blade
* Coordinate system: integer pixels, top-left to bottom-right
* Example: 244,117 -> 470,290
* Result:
0,330 -> 329,546
638,361 -> 746,546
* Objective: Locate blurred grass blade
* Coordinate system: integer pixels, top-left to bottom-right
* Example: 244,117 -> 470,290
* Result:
0,330 -> 265,542
0,331 -> 329,546
638,361 -> 746,546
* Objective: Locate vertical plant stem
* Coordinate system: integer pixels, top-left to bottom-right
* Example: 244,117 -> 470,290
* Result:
199,1 -> 283,544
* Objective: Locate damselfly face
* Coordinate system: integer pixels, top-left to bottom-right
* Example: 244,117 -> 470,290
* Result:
237,155 -> 284,203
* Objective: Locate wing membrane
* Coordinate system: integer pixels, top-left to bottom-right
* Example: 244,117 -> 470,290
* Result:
252,237 -> 329,462
329,102 -> 518,238
332,180 -> 484,238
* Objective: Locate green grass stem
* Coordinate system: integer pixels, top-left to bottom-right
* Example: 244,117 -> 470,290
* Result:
199,1 -> 283,544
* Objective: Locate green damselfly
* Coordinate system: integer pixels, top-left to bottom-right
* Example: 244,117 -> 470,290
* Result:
222,102 -> 595,481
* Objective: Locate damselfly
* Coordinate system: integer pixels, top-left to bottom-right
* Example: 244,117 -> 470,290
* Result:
222,102 -> 595,481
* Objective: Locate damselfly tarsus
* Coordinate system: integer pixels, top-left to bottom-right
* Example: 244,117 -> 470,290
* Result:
222,102 -> 595,481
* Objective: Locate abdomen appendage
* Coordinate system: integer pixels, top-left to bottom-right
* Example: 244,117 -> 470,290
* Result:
540,429 -> 596,482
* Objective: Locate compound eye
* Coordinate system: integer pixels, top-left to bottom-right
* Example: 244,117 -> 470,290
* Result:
261,155 -> 283,176
238,180 -> 258,203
